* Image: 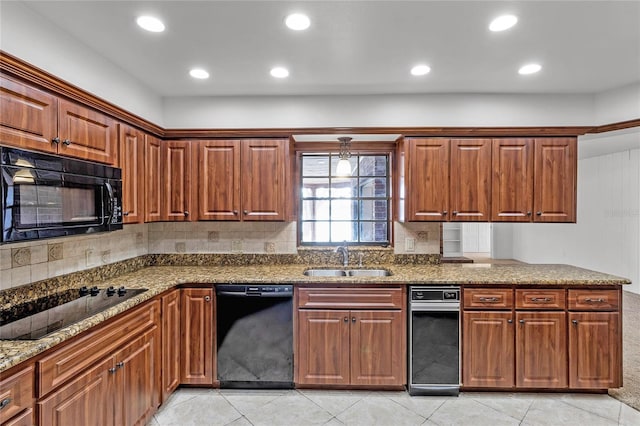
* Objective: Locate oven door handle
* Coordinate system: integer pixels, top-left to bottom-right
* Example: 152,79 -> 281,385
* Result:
411,303 -> 460,312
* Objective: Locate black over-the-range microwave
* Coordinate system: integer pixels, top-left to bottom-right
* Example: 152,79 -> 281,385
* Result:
1,146 -> 123,243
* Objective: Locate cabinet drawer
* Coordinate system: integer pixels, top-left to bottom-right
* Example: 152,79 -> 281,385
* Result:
2,408 -> 33,426
0,365 -> 33,425
516,289 -> 565,310
297,288 -> 404,309
37,299 -> 159,397
568,289 -> 619,311
463,288 -> 513,309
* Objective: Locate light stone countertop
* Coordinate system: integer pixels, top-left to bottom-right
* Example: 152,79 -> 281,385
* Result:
0,263 -> 630,373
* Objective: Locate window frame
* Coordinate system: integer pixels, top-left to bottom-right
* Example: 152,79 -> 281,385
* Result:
296,144 -> 395,247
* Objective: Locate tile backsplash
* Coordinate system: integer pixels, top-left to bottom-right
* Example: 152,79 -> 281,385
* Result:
1,221 -> 440,291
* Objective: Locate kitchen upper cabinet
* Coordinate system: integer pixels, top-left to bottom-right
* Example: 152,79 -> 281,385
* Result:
193,140 -> 241,220
0,75 -> 57,153
492,138 -> 534,221
162,141 -> 192,221
462,311 -> 514,388
145,135 -> 162,222
405,138 -> 449,221
533,137 -> 576,222
119,124 -> 145,223
449,139 -> 492,221
0,76 -> 117,165
161,290 -> 181,403
241,139 -> 288,221
180,288 -> 215,385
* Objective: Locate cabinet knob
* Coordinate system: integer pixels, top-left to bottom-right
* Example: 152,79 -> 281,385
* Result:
536,211 -> 542,216
108,367 -> 117,374
184,211 -> 189,217
204,295 -> 211,302
344,317 -> 348,322
233,210 -> 238,215
527,211 -> 532,216
62,139 -> 71,146
52,137 -> 60,145
572,319 -> 578,325
0,398 -> 11,410
507,319 -> 513,324
116,361 -> 125,369
352,317 -> 356,323
243,210 -> 248,215
123,211 -> 130,216
452,211 -> 458,216
519,319 -> 525,324
442,211 -> 448,215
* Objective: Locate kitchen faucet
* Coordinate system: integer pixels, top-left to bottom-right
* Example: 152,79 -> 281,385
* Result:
335,245 -> 349,267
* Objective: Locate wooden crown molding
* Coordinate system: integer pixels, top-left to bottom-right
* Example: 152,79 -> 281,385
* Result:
2,50 -> 638,140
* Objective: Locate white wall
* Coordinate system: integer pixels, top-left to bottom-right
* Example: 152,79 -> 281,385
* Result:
0,1 -> 164,125
511,149 -> 640,294
594,82 -> 640,125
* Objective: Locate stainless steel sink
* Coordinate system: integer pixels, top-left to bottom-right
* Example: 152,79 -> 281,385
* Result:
303,269 -> 392,277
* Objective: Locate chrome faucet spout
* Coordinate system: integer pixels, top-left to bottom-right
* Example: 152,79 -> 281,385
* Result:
335,245 -> 349,267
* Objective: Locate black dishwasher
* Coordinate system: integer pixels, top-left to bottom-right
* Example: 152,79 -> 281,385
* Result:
216,285 -> 293,388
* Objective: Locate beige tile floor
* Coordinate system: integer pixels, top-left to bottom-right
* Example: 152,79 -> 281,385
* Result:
148,388 -> 640,426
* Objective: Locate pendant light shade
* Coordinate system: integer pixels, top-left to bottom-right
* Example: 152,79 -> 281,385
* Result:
336,137 -> 353,176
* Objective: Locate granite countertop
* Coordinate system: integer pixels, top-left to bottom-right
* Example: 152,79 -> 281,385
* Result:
0,263 -> 630,373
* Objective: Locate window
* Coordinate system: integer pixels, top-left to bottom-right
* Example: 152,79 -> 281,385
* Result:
300,153 -> 390,245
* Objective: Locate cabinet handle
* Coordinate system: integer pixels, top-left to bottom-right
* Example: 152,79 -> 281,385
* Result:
116,361 -> 125,369
479,297 -> 499,302
184,211 -> 189,217
530,297 -> 551,302
344,317 -> 348,322
527,211 -> 532,216
62,139 -> 71,146
243,210 -> 249,215
452,211 -> 458,216
442,211 -> 448,215
584,298 -> 605,303
233,210 -> 238,215
352,317 -> 356,323
507,319 -> 513,324
108,367 -> 117,374
519,319 -> 525,324
123,211 -> 130,216
52,137 -> 60,145
572,320 -> 578,325
0,398 -> 11,410
204,295 -> 211,302
536,211 -> 542,216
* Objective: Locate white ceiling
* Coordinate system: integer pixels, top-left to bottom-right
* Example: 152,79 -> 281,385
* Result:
19,0 -> 640,98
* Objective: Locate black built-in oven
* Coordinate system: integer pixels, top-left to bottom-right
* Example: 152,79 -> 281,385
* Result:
1,147 -> 122,243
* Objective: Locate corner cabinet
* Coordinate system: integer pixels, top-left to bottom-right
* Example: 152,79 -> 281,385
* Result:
295,287 -> 406,388
162,141 -> 193,221
193,139 -> 290,221
1,75 -> 117,165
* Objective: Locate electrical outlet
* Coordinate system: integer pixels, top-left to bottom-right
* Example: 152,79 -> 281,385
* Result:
101,250 -> 111,264
231,240 -> 243,252
405,237 -> 415,252
85,249 -> 95,266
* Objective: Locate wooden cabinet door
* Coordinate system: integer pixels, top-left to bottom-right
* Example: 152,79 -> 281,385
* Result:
162,141 -> 192,221
119,124 -> 145,223
145,135 -> 162,222
405,138 -> 449,221
350,310 -> 405,386
114,328 -> 160,426
161,290 -> 180,403
0,76 -> 57,153
296,309 -> 350,385
462,311 -> 514,388
450,139 -> 492,221
195,140 -> 241,220
491,139 -> 534,222
38,357 -> 114,426
569,312 -> 621,389
515,312 -> 567,388
180,288 -> 214,385
241,139 -> 287,221
57,98 -> 117,164
533,138 -> 576,222
0,365 -> 33,425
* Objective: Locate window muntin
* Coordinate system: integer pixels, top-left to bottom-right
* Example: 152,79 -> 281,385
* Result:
300,153 -> 390,245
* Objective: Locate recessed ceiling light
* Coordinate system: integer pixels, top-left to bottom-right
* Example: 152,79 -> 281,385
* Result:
410,64 -> 431,76
518,63 -> 542,75
285,13 -> 310,31
189,68 -> 210,79
136,16 -> 165,33
489,15 -> 518,32
270,67 -> 290,78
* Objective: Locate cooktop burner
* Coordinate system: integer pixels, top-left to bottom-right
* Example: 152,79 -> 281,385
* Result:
0,286 -> 147,340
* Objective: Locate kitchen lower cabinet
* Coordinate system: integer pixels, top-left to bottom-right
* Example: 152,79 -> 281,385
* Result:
180,288 -> 215,385
161,290 -> 181,401
295,287 -> 406,388
0,364 -> 34,426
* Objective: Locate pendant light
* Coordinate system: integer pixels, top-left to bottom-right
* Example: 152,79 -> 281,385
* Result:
335,137 -> 353,176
